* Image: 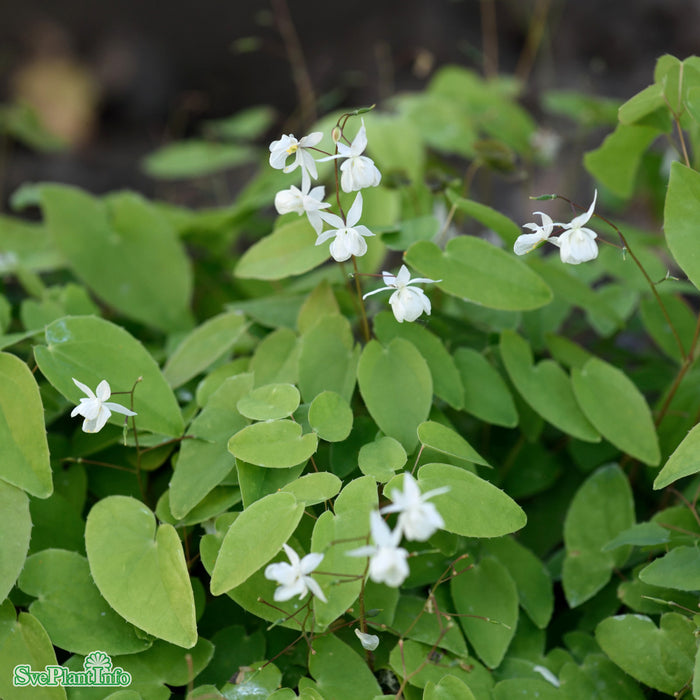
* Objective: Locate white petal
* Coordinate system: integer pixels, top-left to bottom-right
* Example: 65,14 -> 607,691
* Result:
514,232 -> 547,256
362,285 -> 392,300
346,192 -> 364,227
95,380 -> 111,402
103,402 -> 137,417
304,575 -> 327,603
282,543 -> 301,568
355,629 -> 379,651
300,551 -> 324,574
329,234 -> 353,262
395,265 -> 411,286
319,210 -> 345,230
72,377 -> 95,398
351,122 -> 368,155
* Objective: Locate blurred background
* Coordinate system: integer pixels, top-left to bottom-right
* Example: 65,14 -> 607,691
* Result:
0,0 -> 698,202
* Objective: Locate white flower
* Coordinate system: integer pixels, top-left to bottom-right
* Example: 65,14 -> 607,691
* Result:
316,192 -> 374,262
551,190 -> 599,264
336,120 -> 382,192
347,511 -> 409,587
264,543 -> 327,603
354,629 -> 380,651
70,378 -> 137,433
513,212 -> 555,256
274,182 -> 330,234
269,132 -> 323,189
363,265 -> 440,323
380,473 -> 449,541
533,665 -> 560,688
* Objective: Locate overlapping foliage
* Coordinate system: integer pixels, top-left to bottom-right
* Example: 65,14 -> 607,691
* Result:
2,54 -> 700,699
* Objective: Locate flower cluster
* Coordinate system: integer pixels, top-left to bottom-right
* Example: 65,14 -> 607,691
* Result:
348,473 -> 449,588
269,118 -> 381,263
514,191 -> 599,265
363,264 -> 440,323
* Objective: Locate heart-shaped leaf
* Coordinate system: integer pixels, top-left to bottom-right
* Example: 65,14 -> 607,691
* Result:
0,482 -> 31,602
596,613 -> 695,695
228,420 -> 318,468
86,496 -> 197,648
500,330 -> 599,442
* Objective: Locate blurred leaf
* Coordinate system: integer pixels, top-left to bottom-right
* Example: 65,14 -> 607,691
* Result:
143,140 -> 257,179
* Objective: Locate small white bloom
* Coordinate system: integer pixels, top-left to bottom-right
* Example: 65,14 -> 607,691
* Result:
380,473 -> 449,541
551,190 -> 599,264
316,192 -> 374,262
70,378 -> 137,433
269,132 -> 323,189
336,120 -> 382,192
274,182 -> 330,234
264,543 -> 327,603
513,212 -> 555,256
363,265 -> 440,323
354,628 -> 380,651
348,511 -> 409,587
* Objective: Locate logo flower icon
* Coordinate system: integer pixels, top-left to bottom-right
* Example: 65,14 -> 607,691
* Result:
83,651 -> 112,672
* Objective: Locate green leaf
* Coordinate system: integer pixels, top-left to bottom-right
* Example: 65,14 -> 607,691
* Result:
162,311 -> 247,388
451,556 -> 518,668
0,603 -> 67,700
228,419 -> 318,468
665,162 -> 700,293
639,546 -> 700,591
562,465 -> 635,607
373,311 -> 464,409
18,549 -> 151,655
639,292 -> 696,361
416,463 -> 526,537
280,472 -> 342,506
559,654 -> 645,700
595,613 -> 695,696
298,314 -> 358,403
483,537 -> 553,629
358,338 -> 432,452
571,357 -> 660,465
493,679 -> 562,700
0,482 -> 31,602
417,420 -> 489,467
237,383 -> 300,420
297,280 -> 340,334
584,124 -> 660,198
237,461 -> 304,508
500,330 -> 599,442
389,638 -> 493,695
38,185 -> 193,332
405,238 -> 552,311
446,192 -> 522,247
204,106 -> 276,141
85,496 -> 197,648
0,351 -> 52,497
142,140 -> 256,179
210,492 -> 304,595
363,113 -> 425,182
358,436 -> 407,482
250,328 -> 299,386
424,675 -> 477,700
453,347 -> 518,427
602,522 -> 670,551
170,374 -> 250,519
308,391 -> 353,442
235,218 -> 329,280
655,422 -> 700,489
618,83 -> 665,124
35,316 -> 184,437
309,634 -> 382,700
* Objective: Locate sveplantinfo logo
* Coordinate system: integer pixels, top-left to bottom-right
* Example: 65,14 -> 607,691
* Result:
13,650 -> 132,689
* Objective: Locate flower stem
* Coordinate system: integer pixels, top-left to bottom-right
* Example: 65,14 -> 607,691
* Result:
353,256 -> 371,343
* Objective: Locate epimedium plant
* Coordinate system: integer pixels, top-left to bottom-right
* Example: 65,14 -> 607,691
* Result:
2,53 -> 700,700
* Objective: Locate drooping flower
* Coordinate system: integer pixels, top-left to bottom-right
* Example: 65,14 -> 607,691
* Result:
274,182 -> 330,234
551,190 -> 599,264
264,543 -> 327,603
380,473 -> 449,541
347,511 -> 409,587
335,120 -> 382,192
70,378 -> 137,433
363,265 -> 440,323
269,132 -> 323,189
316,192 -> 374,262
355,628 -> 380,651
513,212 -> 555,256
